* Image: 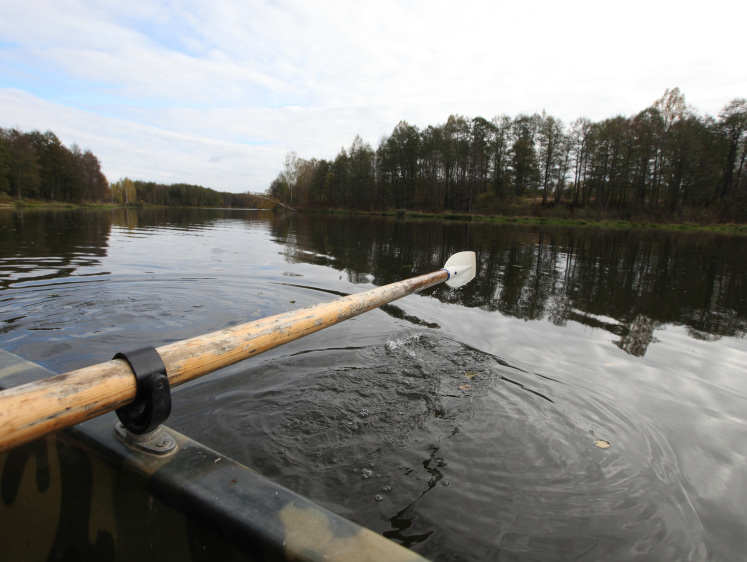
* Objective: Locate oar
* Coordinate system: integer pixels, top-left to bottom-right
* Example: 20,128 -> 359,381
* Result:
0,252 -> 476,452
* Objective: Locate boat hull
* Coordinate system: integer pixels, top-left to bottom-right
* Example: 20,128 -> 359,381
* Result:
0,350 -> 426,561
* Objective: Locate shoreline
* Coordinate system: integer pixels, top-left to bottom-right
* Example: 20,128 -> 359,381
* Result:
3,199 -> 745,235
299,207 -> 747,235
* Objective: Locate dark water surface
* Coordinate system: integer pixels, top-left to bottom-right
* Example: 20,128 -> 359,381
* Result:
1,208 -> 745,561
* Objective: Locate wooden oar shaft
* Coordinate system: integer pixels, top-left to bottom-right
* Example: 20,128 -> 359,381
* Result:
0,269 -> 448,452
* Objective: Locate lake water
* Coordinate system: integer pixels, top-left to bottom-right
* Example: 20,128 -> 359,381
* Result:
1,208 -> 745,561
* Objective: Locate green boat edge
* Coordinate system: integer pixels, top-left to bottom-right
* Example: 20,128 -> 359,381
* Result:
0,350 -> 428,561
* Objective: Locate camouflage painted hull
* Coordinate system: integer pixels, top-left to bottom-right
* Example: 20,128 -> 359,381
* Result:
0,350 -> 427,561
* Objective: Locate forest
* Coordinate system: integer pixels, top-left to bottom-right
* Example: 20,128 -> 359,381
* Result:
0,127 -> 264,208
268,89 -> 747,222
108,178 -> 265,209
0,128 -> 109,203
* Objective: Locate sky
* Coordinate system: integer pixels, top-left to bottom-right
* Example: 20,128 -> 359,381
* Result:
1,0 -> 746,194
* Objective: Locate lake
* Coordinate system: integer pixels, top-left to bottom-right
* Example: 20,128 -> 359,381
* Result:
1,207 -> 745,561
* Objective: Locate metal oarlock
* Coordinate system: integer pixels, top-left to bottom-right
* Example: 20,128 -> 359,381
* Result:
114,421 -> 176,456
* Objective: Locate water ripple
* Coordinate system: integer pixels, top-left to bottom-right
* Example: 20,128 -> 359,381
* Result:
170,332 -> 707,561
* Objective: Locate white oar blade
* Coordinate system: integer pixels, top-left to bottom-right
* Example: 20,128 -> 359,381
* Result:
443,251 -> 477,288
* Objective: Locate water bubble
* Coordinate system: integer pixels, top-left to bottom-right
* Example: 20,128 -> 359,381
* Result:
374,495 -> 384,501
361,469 -> 373,479
441,479 -> 450,487
382,486 -> 392,492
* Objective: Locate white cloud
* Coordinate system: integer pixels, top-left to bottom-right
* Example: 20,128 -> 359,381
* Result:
2,0 -> 746,192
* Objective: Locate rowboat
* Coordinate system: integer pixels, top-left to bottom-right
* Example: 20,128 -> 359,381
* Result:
0,253 -> 476,561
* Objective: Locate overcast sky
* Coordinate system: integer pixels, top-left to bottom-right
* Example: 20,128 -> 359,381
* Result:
2,1 -> 745,194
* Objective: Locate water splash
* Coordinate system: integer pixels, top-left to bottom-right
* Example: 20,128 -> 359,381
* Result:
171,331 -> 707,561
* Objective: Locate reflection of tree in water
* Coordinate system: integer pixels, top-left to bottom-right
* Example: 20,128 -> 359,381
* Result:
0,209 -> 112,288
0,207 -> 262,289
110,206 -> 251,231
269,214 -> 747,355
615,315 -> 659,357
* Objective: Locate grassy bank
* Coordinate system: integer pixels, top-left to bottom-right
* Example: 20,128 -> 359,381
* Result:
7,199 -> 135,210
297,207 -> 747,235
12,200 -> 78,209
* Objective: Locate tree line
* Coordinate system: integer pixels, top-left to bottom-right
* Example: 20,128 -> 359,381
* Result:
109,178 -> 269,208
268,89 -> 747,222
0,127 -> 273,208
0,128 -> 109,203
